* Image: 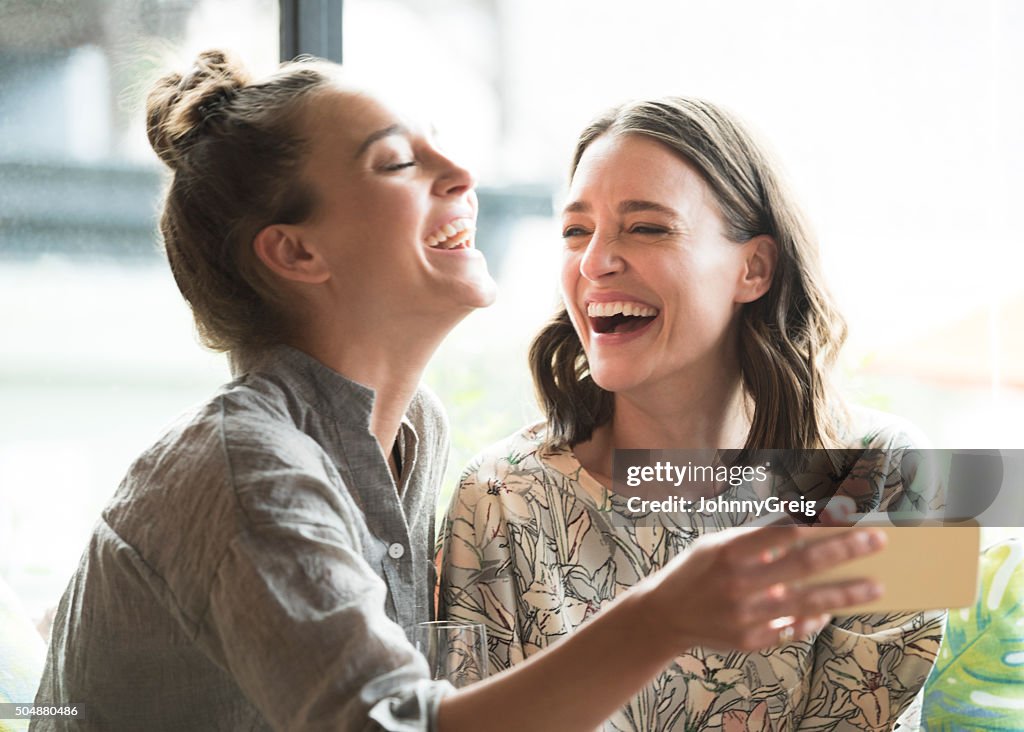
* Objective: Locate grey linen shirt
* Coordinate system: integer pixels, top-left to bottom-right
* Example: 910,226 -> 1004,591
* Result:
32,345 -> 454,730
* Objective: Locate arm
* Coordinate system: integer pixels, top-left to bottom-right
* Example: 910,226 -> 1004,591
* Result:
200,438 -> 886,732
200,469 -> 884,732
199,511 -> 448,732
438,525 -> 889,732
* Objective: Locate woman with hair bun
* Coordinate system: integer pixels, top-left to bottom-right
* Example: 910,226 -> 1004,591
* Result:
34,53 -> 888,731
439,98 -> 944,731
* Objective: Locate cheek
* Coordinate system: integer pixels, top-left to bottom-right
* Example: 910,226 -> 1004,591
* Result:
349,195 -> 425,257
651,261 -> 721,328
380,202 -> 420,239
671,249 -> 739,300
558,255 -> 589,335
559,251 -> 580,298
349,180 -> 422,228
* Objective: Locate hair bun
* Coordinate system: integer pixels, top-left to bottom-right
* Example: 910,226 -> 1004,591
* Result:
146,49 -> 252,170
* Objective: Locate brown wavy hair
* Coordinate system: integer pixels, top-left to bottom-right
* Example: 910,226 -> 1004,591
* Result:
146,49 -> 336,352
529,97 -> 848,450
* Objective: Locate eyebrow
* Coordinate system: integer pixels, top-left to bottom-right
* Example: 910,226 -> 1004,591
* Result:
562,199 -> 681,218
354,124 -> 408,159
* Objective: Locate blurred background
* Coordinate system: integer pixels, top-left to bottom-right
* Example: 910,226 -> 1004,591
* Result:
1,0 -> 1022,627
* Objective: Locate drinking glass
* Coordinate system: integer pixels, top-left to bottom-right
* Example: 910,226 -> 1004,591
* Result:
413,621 -> 488,688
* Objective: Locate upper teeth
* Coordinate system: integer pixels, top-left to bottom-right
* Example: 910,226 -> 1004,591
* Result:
587,301 -> 658,318
426,218 -> 475,249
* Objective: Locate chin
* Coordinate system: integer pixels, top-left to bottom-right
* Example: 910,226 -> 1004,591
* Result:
587,361 -> 642,395
455,273 -> 498,310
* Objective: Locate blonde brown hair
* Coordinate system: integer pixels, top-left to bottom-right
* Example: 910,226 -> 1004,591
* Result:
529,97 -> 847,450
146,49 -> 335,352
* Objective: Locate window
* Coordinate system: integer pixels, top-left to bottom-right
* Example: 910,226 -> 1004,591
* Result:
0,0 -> 279,623
2,0 -> 1021,629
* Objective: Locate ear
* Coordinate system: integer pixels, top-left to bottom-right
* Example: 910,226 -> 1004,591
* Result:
252,225 -> 330,285
735,235 -> 777,304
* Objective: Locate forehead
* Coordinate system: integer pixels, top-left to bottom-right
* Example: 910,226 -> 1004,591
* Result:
302,86 -> 407,156
569,133 -> 711,208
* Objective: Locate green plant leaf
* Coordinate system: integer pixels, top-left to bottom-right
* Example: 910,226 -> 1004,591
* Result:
923,539 -> 1024,730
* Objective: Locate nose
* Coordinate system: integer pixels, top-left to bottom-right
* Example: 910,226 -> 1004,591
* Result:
431,151 -> 477,198
578,230 -> 624,281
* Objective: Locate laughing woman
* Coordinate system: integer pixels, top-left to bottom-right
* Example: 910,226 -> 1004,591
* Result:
34,54 -> 890,732
438,98 -> 944,731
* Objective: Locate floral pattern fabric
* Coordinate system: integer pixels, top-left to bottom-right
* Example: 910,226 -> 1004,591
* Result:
438,411 -> 945,731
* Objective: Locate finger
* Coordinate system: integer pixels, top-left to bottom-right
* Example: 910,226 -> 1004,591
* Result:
733,613 -> 829,651
753,528 -> 886,585
742,572 -> 881,622
784,613 -> 833,643
798,613 -> 834,638
819,495 -> 857,526
795,578 -> 885,614
744,510 -> 800,529
721,525 -> 804,569
751,578 -> 883,624
741,582 -> 796,622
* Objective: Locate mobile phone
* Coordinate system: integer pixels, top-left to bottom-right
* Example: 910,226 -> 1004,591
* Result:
801,515 -> 980,613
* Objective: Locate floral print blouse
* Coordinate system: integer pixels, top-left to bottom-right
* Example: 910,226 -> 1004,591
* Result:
437,410 -> 945,731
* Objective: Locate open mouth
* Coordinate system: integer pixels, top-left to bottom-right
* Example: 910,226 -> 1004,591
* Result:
425,218 -> 476,250
587,301 -> 659,335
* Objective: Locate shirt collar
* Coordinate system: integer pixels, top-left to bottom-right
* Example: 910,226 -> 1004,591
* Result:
230,344 -> 377,431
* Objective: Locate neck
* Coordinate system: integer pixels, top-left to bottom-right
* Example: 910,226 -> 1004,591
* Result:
575,364 -> 750,480
612,379 -> 750,448
290,312 -> 460,457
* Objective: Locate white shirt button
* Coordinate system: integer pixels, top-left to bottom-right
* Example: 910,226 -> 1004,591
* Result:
388,542 -> 405,560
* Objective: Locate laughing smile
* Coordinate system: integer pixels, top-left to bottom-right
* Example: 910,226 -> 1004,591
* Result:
425,217 -> 476,250
586,300 -> 660,335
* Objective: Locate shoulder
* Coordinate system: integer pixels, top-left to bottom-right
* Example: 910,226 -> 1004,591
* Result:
218,375 -> 335,478
838,406 -> 939,511
442,423 -> 565,545
409,381 -> 447,421
89,376 -> 371,626
449,422 -> 590,510
154,375 -> 338,499
108,376 -> 342,537
457,422 -> 551,491
407,382 -> 450,449
841,405 -> 931,452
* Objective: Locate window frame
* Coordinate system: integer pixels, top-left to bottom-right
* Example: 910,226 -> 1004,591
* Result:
279,0 -> 344,62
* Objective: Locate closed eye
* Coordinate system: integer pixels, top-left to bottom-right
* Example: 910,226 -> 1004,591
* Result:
561,226 -> 591,238
629,225 -> 669,235
382,161 -> 417,172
